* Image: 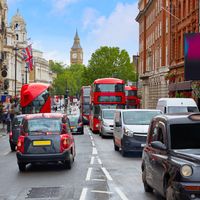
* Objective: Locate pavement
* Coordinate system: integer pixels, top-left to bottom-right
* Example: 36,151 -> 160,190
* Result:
0,123 -> 7,137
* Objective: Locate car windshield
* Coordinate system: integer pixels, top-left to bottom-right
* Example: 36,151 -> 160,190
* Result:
170,123 -> 200,149
123,111 -> 161,125
69,116 -> 79,126
103,110 -> 115,119
168,106 -> 198,113
27,118 -> 61,135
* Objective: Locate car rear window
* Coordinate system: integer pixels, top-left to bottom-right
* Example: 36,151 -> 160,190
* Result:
168,106 -> 198,113
170,123 -> 200,149
27,118 -> 61,135
103,110 -> 115,119
123,111 -> 161,125
69,116 -> 79,126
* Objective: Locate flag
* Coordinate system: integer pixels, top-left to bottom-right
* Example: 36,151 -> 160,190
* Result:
21,45 -> 33,71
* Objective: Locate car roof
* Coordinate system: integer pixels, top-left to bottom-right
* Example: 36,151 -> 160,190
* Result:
153,113 -> 200,124
120,109 -> 162,112
24,113 -> 64,120
102,108 -> 117,111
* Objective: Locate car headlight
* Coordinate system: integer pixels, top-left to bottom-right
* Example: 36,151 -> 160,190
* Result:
124,127 -> 134,137
103,121 -> 109,127
180,165 -> 193,177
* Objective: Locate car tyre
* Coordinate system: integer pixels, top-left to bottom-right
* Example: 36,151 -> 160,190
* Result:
10,142 -> 16,151
121,147 -> 127,157
166,185 -> 177,200
113,138 -> 119,151
64,153 -> 73,170
18,163 -> 26,172
142,167 -> 153,193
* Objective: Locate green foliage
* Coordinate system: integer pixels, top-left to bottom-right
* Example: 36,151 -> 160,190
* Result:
85,46 -> 136,85
49,61 -> 65,74
51,63 -> 86,96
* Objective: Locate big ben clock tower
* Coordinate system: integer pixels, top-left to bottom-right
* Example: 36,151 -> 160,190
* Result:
70,30 -> 83,64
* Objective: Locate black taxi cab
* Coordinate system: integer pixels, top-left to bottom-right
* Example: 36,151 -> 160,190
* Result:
142,113 -> 200,200
16,113 -> 75,172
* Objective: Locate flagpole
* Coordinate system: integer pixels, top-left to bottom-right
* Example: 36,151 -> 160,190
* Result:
25,65 -> 28,84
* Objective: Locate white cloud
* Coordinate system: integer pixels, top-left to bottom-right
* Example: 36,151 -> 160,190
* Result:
82,2 -> 139,64
82,8 -> 98,30
52,0 -> 78,13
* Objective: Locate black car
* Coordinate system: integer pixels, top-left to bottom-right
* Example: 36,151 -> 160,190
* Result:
9,114 -> 26,151
68,115 -> 84,134
16,113 -> 75,172
142,113 -> 200,200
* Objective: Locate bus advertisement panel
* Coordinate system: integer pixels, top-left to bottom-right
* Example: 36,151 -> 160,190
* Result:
125,85 -> 140,109
90,78 -> 126,132
20,83 -> 51,114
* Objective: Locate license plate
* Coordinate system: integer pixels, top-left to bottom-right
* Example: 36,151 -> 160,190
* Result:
33,140 -> 51,146
141,143 -> 146,147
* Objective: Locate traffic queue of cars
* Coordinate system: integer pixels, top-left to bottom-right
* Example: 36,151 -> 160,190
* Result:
98,97 -> 200,200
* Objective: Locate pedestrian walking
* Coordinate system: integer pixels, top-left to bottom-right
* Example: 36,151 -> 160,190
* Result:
5,111 -> 11,133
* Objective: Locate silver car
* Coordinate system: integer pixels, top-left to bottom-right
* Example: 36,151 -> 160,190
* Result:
99,109 -> 116,138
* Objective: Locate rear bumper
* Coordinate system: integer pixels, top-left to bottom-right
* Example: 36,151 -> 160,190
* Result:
101,126 -> 113,136
16,150 -> 71,163
122,135 -> 146,152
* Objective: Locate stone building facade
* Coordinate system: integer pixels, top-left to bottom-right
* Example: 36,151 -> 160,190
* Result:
29,49 -> 54,84
136,0 -> 170,109
70,30 -> 83,65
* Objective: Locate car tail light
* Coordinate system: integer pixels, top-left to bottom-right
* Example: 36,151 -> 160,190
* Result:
9,131 -> 12,139
17,136 -> 25,153
60,134 -> 71,152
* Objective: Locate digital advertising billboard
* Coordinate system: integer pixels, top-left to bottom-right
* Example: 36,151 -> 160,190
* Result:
184,33 -> 200,81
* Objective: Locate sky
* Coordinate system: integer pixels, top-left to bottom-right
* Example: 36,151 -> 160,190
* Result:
7,0 -> 139,66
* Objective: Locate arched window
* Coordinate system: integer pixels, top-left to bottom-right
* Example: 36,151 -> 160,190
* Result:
16,34 -> 19,40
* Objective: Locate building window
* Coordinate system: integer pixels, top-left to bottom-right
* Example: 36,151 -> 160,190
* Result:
183,0 -> 186,18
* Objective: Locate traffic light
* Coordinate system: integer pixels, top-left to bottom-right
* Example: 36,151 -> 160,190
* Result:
1,65 -> 7,78
4,79 -> 9,90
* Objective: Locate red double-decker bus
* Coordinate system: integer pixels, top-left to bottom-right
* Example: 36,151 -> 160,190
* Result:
90,78 -> 126,132
125,85 -> 140,109
20,83 -> 51,114
80,86 -> 91,123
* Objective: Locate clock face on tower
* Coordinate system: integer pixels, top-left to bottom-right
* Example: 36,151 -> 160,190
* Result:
72,53 -> 77,59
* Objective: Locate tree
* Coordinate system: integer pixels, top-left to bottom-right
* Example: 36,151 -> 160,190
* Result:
49,60 -> 65,74
85,46 -> 136,84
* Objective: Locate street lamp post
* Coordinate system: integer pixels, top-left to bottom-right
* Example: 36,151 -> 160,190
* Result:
14,46 -> 19,97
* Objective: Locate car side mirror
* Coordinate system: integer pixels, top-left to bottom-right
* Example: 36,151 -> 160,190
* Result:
83,116 -> 89,125
150,141 -> 167,150
115,122 -> 121,127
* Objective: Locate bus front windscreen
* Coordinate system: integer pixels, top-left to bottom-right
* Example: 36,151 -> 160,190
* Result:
95,84 -> 124,92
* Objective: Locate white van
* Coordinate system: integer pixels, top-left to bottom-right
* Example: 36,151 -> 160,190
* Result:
113,109 -> 162,156
156,98 -> 199,114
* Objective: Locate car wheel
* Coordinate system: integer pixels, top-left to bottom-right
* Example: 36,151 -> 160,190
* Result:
166,185 -> 178,200
10,142 -> 16,151
64,153 -> 73,170
121,147 -> 127,157
18,163 -> 26,172
113,138 -> 119,151
142,167 -> 153,193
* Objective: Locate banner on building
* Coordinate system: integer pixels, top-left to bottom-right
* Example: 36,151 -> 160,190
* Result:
184,33 -> 200,81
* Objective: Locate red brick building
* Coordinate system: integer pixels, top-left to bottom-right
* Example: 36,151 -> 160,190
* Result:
136,0 -> 200,108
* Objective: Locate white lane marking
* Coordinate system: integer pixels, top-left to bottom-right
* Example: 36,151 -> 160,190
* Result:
91,190 -> 113,194
86,167 -> 92,181
79,188 -> 88,200
3,151 -> 10,156
101,167 -> 113,181
90,156 -> 95,165
97,157 -> 102,165
91,141 -> 95,147
92,147 -> 98,155
90,136 -> 93,140
115,187 -> 129,200
92,179 -> 106,181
